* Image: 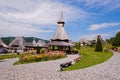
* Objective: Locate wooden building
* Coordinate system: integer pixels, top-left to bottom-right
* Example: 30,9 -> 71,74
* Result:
0,38 -> 8,53
8,37 -> 24,53
8,37 -> 47,53
48,12 -> 74,53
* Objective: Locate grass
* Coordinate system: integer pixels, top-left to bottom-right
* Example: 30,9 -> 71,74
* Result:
65,46 -> 113,71
0,53 -> 19,60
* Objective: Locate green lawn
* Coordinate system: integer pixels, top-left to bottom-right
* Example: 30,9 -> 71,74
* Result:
65,47 -> 113,70
0,54 -> 19,60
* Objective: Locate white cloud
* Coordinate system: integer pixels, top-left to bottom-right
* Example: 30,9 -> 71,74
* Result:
0,20 -> 53,37
76,0 -> 120,11
80,34 -> 97,40
77,0 -> 111,7
0,0 -> 89,25
89,22 -> 120,31
0,0 -> 91,39
80,33 -> 111,40
116,29 -> 120,33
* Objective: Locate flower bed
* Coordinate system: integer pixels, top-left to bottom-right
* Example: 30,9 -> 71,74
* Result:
14,52 -> 66,65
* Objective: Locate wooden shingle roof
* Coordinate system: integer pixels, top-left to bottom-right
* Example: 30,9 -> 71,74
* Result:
9,37 -> 47,48
36,40 -> 46,47
9,37 -> 24,48
51,26 -> 70,40
51,12 -> 70,41
0,38 -> 8,47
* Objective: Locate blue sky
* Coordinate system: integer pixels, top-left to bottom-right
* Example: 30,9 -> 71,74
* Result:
0,0 -> 120,41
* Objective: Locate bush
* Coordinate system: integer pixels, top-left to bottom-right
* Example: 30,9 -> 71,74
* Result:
17,52 -> 66,64
40,48 -> 46,54
19,54 -> 25,62
35,55 -> 43,62
103,48 -> 109,52
19,53 -> 35,63
43,54 -> 50,61
118,49 -> 120,53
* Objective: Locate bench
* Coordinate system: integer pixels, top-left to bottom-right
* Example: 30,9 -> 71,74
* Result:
60,61 -> 72,71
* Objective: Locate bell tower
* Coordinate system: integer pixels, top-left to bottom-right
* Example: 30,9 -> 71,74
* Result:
57,11 -> 65,27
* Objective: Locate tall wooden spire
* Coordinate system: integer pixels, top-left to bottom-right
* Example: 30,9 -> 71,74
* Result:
48,11 -> 74,48
57,11 -> 65,26
51,11 -> 70,41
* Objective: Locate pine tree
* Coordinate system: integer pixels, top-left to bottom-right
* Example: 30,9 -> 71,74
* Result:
112,31 -> 120,46
95,35 -> 103,52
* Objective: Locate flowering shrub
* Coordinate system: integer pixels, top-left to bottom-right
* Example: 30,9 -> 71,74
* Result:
40,48 -> 46,54
18,52 -> 66,64
35,55 -> 43,62
19,53 -> 35,63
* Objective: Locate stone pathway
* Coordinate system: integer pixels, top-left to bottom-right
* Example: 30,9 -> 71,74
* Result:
0,52 -> 120,80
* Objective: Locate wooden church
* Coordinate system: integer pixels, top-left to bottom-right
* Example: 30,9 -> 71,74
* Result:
48,12 -> 74,53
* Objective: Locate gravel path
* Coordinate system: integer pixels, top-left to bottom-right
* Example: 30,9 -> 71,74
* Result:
0,52 -> 120,80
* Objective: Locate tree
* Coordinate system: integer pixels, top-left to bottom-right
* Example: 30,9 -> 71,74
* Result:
112,31 -> 120,46
107,31 -> 120,46
95,35 -> 103,52
37,46 -> 40,54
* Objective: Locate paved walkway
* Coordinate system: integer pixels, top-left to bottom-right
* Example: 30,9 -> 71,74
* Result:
0,52 -> 120,80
